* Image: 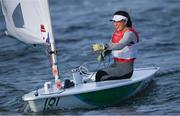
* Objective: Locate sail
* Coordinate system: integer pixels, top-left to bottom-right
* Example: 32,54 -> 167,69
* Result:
0,0 -> 54,44
1,0 -> 62,88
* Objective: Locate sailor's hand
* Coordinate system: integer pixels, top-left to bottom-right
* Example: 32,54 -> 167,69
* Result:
92,43 -> 105,52
104,43 -> 109,50
104,49 -> 111,56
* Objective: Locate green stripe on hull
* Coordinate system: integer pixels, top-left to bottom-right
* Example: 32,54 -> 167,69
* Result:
75,82 -> 141,106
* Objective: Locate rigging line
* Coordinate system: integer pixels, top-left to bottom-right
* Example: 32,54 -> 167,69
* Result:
108,54 -> 111,66
104,54 -> 111,68
88,61 -> 102,80
89,53 -> 112,80
79,51 -> 95,67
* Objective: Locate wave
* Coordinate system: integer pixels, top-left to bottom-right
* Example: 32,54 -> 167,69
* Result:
156,68 -> 180,77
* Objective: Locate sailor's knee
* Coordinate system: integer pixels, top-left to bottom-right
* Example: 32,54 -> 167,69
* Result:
95,70 -> 108,82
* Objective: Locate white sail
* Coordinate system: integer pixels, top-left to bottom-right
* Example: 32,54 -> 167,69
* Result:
1,0 -> 54,44
1,0 -> 62,88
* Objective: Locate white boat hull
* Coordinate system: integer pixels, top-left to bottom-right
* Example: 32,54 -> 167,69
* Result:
23,67 -> 159,112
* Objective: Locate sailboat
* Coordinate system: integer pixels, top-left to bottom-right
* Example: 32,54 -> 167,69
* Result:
0,0 -> 159,113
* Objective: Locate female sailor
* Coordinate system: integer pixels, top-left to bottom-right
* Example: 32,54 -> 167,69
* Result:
92,10 -> 139,82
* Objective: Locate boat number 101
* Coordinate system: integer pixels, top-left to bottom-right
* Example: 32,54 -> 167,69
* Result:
44,97 -> 60,111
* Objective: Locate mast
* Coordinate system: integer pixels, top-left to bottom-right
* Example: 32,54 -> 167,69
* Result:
49,43 -> 62,89
44,0 -> 62,89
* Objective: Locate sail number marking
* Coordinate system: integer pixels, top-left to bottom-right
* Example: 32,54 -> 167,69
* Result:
44,97 -> 60,111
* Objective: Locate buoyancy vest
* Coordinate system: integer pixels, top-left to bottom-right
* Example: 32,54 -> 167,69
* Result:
111,28 -> 139,62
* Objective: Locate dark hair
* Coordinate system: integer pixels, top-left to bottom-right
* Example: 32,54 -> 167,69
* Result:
114,10 -> 132,27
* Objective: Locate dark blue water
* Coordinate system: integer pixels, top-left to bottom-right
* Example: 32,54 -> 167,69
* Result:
0,0 -> 180,115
